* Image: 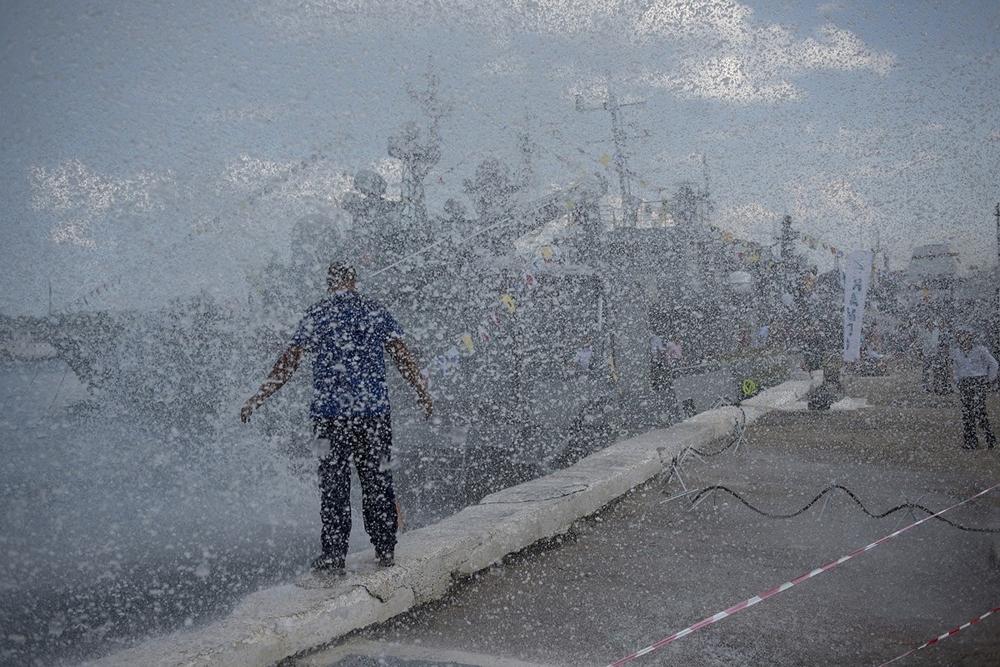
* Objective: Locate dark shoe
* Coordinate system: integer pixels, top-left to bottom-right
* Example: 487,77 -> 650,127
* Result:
311,554 -> 346,575
961,443 -> 979,450
376,552 -> 395,568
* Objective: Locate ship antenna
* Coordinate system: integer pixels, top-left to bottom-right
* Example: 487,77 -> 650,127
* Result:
701,153 -> 711,224
995,202 -> 999,269
388,65 -> 448,230
576,87 -> 643,227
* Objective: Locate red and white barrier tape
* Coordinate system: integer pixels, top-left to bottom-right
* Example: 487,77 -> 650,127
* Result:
604,482 -> 1000,667
876,604 -> 1000,666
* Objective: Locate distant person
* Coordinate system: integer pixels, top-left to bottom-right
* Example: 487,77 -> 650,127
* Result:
664,337 -> 683,366
650,333 -> 682,382
651,333 -> 681,421
932,325 -> 953,395
859,322 -> 887,376
241,262 -> 433,574
802,315 -> 827,373
916,320 -> 940,392
949,328 -> 998,450
571,336 -> 594,372
753,324 -> 770,349
737,326 -> 751,348
650,333 -> 666,387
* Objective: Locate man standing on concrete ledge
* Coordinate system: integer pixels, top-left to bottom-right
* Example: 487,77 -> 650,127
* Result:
241,262 -> 433,574
949,327 -> 998,450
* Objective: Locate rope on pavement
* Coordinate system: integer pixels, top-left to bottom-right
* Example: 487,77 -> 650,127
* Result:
685,484 -> 1000,533
604,482 -> 1000,667
686,406 -> 748,458
876,604 -> 1000,666
658,406 -> 999,533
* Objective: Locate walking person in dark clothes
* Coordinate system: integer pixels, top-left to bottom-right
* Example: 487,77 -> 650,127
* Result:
932,326 -> 954,395
916,319 -> 941,392
241,262 -> 433,574
949,328 -> 998,450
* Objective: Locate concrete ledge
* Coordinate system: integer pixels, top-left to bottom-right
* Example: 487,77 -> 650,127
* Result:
83,374 -> 819,667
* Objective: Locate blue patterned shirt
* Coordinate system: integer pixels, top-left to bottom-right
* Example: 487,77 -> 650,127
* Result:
291,290 -> 403,417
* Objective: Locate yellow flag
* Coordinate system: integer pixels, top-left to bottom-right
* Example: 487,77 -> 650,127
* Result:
460,333 -> 475,354
599,154 -> 612,166
501,294 -> 516,313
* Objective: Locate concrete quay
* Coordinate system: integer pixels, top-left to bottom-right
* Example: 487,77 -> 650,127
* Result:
84,375 -> 822,667
295,366 -> 1000,667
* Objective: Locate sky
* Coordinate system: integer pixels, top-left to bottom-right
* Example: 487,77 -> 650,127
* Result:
1,0 -> 998,315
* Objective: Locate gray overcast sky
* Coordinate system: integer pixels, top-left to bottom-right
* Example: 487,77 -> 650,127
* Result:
1,0 -> 998,315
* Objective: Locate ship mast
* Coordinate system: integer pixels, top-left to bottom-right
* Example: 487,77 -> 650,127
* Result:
388,70 -> 446,231
576,89 -> 643,227
993,204 -> 1000,268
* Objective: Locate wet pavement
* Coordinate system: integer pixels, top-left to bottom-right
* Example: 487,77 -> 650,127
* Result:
294,363 -> 1000,667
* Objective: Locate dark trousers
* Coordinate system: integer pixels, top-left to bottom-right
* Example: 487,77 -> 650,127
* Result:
932,350 -> 952,395
958,377 -> 996,449
921,355 -> 934,390
314,414 -> 397,561
651,358 -> 679,420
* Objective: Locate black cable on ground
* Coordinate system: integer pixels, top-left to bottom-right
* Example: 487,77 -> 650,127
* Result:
687,406 -> 748,458
686,484 -> 1000,533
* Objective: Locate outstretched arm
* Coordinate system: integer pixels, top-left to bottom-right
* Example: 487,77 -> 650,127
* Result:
241,345 -> 304,422
386,338 -> 433,419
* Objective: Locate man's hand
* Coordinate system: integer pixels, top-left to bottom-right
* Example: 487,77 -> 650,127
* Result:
240,346 -> 303,423
387,338 -> 434,420
240,400 -> 256,423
